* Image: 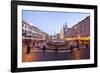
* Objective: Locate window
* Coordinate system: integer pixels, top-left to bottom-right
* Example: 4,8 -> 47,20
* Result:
22,29 -> 24,32
25,25 -> 27,28
25,30 -> 27,33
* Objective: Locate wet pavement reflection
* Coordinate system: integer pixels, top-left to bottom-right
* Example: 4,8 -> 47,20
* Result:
22,45 -> 90,62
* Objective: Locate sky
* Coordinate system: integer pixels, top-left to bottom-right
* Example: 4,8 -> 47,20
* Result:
22,10 -> 89,35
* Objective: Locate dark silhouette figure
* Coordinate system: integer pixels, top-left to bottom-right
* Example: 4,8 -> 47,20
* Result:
26,45 -> 30,54
85,44 -> 88,49
43,45 -> 46,52
32,42 -> 35,48
70,45 -> 73,53
33,42 -> 34,46
76,40 -> 80,50
55,46 -> 58,53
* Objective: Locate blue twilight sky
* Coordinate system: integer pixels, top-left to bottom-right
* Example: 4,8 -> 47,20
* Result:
22,10 -> 90,35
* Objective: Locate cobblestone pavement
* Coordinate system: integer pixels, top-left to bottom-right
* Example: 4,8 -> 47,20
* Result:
22,45 -> 90,62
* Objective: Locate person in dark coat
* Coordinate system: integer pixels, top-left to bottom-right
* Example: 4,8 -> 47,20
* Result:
26,45 -> 30,54
43,45 -> 46,52
85,44 -> 88,49
55,46 -> 58,53
70,44 -> 73,53
76,40 -> 80,50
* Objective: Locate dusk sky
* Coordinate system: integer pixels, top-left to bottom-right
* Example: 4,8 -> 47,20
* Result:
22,10 -> 89,35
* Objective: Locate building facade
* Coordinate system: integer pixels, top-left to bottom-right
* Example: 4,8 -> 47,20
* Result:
22,21 -> 49,41
65,16 -> 90,40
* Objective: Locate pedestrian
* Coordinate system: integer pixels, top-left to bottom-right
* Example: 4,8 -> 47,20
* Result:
32,42 -> 35,48
43,45 -> 46,52
85,44 -> 88,49
76,40 -> 80,50
55,46 -> 58,53
26,45 -> 30,54
70,44 -> 73,53
33,42 -> 34,46
70,42 -> 73,53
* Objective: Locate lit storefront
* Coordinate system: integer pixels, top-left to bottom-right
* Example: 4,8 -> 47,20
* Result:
64,16 -> 90,47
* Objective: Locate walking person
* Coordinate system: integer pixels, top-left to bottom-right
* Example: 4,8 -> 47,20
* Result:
76,40 -> 80,50
55,46 -> 58,53
70,44 -> 73,53
85,43 -> 88,48
26,45 -> 30,54
32,42 -> 35,49
73,40 -> 80,60
70,42 -> 73,53
33,42 -> 34,47
43,45 -> 46,52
